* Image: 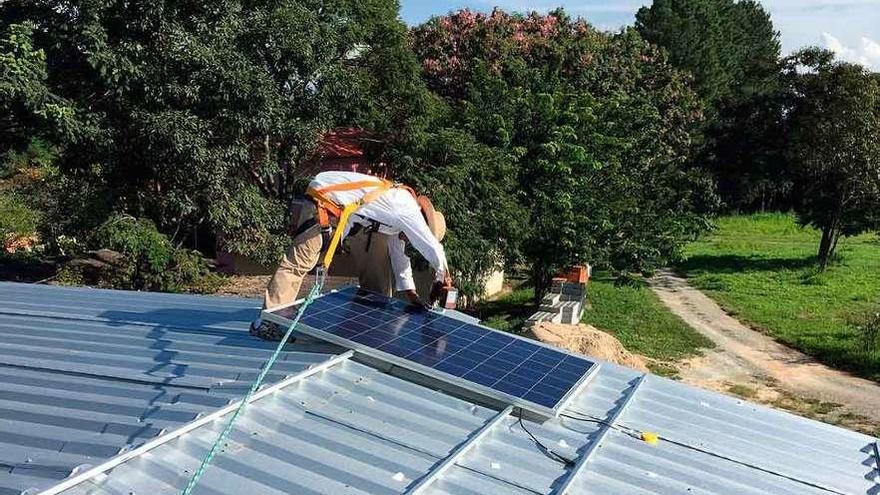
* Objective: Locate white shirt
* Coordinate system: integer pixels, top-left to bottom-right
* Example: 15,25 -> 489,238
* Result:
309,171 -> 448,292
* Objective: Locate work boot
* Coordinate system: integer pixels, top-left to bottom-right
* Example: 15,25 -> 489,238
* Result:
249,320 -> 296,343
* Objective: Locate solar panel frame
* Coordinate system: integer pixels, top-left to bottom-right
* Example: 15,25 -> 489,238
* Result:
263,286 -> 600,417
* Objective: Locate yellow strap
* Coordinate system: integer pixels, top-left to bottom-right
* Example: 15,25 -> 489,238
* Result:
311,177 -> 396,271
322,202 -> 358,269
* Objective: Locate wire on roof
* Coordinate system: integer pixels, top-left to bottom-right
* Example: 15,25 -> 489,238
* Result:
560,411 -> 850,495
517,410 -> 575,467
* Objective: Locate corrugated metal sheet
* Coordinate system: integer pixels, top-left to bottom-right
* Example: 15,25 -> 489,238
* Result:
0,282 -> 336,495
0,282 -> 877,495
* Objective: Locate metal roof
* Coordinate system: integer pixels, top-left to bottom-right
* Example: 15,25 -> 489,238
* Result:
0,282 -> 876,495
0,282 -> 337,495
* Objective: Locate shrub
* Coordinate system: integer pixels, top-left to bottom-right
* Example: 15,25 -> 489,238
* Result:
855,309 -> 880,352
0,191 -> 42,239
61,214 -> 223,293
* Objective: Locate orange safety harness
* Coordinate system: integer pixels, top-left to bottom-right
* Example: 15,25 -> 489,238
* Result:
306,177 -> 417,270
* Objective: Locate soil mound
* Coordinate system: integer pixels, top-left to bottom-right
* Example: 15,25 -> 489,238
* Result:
529,322 -> 648,372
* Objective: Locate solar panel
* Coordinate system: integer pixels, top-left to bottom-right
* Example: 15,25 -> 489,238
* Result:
264,287 -> 598,416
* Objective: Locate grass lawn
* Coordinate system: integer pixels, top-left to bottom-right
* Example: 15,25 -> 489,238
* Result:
473,283 -> 537,334
581,277 -> 713,363
679,212 -> 880,380
474,277 -> 712,374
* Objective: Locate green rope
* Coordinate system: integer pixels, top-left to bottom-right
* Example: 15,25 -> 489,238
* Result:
180,276 -> 325,495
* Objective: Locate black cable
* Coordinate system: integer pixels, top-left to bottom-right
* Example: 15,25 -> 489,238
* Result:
560,412 -> 642,440
517,410 -> 576,466
559,411 -> 849,495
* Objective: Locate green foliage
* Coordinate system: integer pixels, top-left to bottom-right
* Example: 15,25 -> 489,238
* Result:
636,0 -> 786,210
411,9 -> 715,298
392,127 -> 524,299
784,50 -> 880,269
75,214 -> 222,293
0,190 -> 41,237
0,22 -> 76,155
852,308 -> 880,353
1,0 -> 422,256
636,0 -> 780,109
1,137 -> 57,178
475,283 -> 536,333
680,213 -> 880,380
209,185 -> 288,267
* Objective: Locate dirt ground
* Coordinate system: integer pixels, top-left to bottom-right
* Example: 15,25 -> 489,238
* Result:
215,274 -> 357,299
650,270 -> 880,436
529,322 -> 648,372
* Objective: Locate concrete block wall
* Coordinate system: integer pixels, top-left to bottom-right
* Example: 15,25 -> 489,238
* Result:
525,281 -> 587,329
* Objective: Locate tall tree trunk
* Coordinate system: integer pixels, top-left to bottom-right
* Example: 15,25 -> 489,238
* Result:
817,226 -> 833,270
532,265 -> 553,306
817,221 -> 842,271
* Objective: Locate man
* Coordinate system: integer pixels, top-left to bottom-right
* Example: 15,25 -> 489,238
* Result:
250,170 -> 453,340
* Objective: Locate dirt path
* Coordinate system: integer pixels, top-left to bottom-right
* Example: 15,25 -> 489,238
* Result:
650,270 -> 880,432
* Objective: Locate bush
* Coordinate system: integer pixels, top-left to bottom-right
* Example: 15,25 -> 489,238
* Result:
60,214 -> 222,293
855,309 -> 880,352
0,191 -> 41,237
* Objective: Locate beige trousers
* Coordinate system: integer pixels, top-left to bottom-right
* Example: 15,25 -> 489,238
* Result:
263,226 -> 322,310
348,230 -> 393,297
262,227 -> 394,310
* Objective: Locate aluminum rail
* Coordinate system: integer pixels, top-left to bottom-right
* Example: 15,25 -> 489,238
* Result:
406,405 -> 515,495
38,350 -> 354,495
557,374 -> 648,495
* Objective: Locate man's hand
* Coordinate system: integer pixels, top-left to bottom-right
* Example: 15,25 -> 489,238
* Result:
403,289 -> 431,310
429,281 -> 446,306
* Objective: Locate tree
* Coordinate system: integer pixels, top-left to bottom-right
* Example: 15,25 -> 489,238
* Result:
785,49 -> 880,269
636,0 -> 786,210
412,9 -> 716,298
635,0 -> 780,112
0,22 -> 76,160
0,0 -> 422,258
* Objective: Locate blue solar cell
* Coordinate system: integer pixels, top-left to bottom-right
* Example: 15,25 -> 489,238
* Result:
479,332 -> 515,347
537,374 -> 575,392
531,350 -> 564,367
493,350 -> 525,366
378,338 -> 423,358
522,389 -> 558,408
300,314 -> 331,328
520,360 -> 554,375
335,319 -> 372,335
463,370 -> 498,387
351,330 -> 393,347
327,323 -> 360,340
450,326 -> 485,341
434,360 -> 471,377
504,372 -> 540,391
269,286 -> 596,414
494,380 -> 531,398
556,356 -> 593,375
438,353 -> 482,370
471,363 -> 509,381
467,341 -> 499,357
407,344 -> 448,367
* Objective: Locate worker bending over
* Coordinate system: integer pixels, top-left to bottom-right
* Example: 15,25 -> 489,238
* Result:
250,171 -> 453,340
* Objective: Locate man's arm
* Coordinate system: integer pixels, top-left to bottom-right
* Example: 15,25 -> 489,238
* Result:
388,237 -> 430,307
388,235 -> 416,292
396,205 -> 449,283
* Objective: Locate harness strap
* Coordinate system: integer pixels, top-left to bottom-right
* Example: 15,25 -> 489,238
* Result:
306,176 -> 407,270
322,202 -> 358,269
